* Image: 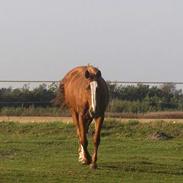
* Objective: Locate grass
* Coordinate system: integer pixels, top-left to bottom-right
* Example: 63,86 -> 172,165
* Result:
0,107 -> 69,117
0,120 -> 183,183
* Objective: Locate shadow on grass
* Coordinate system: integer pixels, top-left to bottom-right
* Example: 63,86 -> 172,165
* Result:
100,161 -> 183,176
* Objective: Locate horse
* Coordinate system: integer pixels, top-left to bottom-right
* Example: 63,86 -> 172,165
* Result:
57,65 -> 109,169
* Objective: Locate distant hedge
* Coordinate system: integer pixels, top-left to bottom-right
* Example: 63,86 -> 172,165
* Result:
108,83 -> 183,113
0,82 -> 183,113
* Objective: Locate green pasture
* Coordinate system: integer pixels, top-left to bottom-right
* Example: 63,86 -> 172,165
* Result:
0,120 -> 183,183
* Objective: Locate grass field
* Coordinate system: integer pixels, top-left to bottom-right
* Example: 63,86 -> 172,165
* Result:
1,120 -> 183,183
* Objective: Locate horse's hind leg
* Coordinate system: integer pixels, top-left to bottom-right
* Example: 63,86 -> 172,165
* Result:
90,115 -> 104,169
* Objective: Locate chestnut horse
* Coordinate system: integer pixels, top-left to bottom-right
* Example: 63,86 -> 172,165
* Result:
57,65 -> 109,169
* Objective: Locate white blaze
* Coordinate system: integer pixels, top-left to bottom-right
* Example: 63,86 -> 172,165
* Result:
90,81 -> 98,113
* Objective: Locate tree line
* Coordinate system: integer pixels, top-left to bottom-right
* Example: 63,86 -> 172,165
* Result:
108,83 -> 183,113
0,83 -> 183,113
0,83 -> 56,107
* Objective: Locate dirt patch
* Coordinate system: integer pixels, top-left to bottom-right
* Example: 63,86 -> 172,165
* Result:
149,131 -> 173,140
107,111 -> 183,119
0,116 -> 73,123
0,116 -> 183,124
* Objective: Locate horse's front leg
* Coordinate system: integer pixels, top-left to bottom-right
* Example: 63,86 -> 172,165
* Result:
78,113 -> 91,165
90,115 -> 104,169
71,111 -> 82,163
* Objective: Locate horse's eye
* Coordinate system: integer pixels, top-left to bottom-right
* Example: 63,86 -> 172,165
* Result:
85,70 -> 90,79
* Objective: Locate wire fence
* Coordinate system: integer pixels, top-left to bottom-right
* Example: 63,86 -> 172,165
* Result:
1,80 -> 183,84
0,80 -> 183,113
1,79 -> 183,90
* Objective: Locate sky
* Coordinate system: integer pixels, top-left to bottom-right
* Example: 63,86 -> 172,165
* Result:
0,0 -> 183,82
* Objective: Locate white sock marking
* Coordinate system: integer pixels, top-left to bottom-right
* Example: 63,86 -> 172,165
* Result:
79,145 -> 85,162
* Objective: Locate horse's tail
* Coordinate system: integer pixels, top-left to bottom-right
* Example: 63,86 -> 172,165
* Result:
52,80 -> 66,108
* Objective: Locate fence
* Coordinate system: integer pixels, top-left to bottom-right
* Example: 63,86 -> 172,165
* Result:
1,80 -> 183,84
0,80 -> 183,117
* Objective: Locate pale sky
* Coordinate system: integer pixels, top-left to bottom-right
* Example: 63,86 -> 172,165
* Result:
0,0 -> 183,82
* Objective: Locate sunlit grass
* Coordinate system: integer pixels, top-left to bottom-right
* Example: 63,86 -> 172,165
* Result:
0,120 -> 183,183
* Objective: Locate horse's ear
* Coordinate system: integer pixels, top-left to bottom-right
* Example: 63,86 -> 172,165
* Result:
85,70 -> 90,79
96,70 -> 101,78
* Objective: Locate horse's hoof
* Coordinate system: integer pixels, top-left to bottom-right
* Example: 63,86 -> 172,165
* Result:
79,158 -> 90,165
79,159 -> 87,165
90,163 -> 97,169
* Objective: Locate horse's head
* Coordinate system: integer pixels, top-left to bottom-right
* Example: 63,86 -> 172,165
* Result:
84,66 -> 102,118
